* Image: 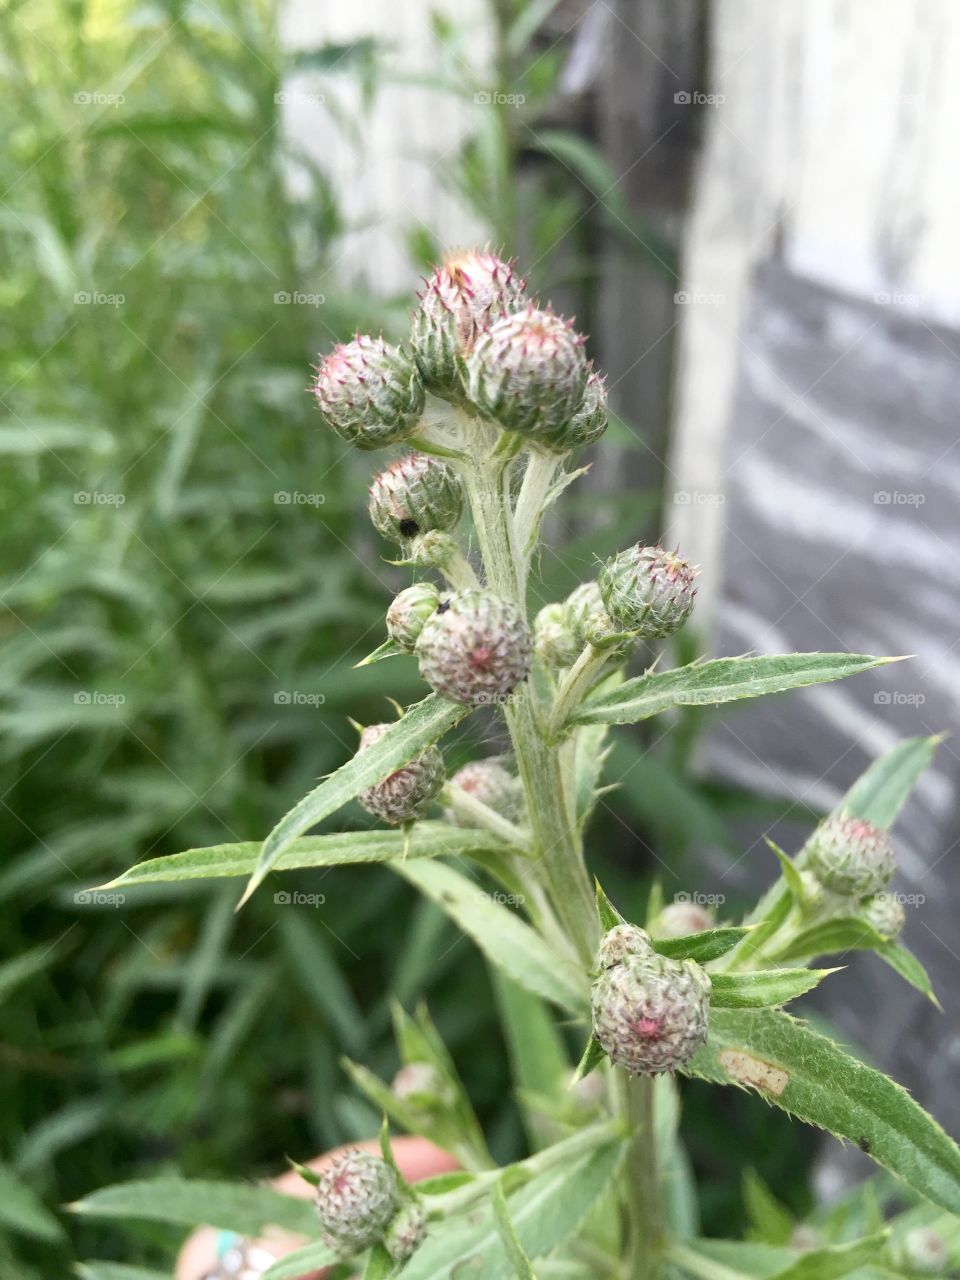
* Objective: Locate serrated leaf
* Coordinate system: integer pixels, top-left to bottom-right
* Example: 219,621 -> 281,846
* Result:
393,860 -> 588,1017
240,694 -> 469,904
653,927 -> 753,964
594,880 -> 626,932
683,1008 -> 960,1214
570,654 -> 899,727
876,940 -> 940,1006
709,969 -> 837,1009
69,1178 -> 319,1236
96,823 -> 502,889
769,918 -> 886,964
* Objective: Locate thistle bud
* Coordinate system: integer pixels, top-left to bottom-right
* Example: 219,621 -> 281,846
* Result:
599,544 -> 697,639
806,815 -> 896,897
412,249 -> 526,395
416,589 -> 532,707
446,759 -> 527,825
465,306 -> 589,444
534,602 -> 581,669
566,581 -> 604,648
861,891 -> 906,941
356,724 -> 445,825
539,368 -> 608,453
314,336 -> 424,450
384,1198 -> 428,1263
315,1149 -> 400,1258
581,609 -> 638,661
894,1227 -> 949,1275
596,923 -> 652,970
386,583 -> 441,652
368,452 -> 464,544
391,1061 -> 445,1101
654,900 -> 715,939
592,945 -> 710,1076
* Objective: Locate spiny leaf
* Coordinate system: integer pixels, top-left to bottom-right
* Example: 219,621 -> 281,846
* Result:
708,968 -> 838,1009
240,693 -> 469,906
594,879 -> 626,932
653,927 -> 753,964
570,653 -> 902,727
68,1178 -> 319,1237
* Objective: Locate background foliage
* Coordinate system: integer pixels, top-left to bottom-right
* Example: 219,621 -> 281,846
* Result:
1,1 -> 814,1273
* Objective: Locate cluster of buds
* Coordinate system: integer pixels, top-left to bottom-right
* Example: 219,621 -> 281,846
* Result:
591,924 -> 711,1075
416,590 -> 532,708
356,724 -> 445,825
805,815 -> 896,898
314,1149 -> 425,1262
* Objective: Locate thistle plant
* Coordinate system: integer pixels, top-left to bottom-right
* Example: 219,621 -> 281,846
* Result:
82,249 -> 960,1279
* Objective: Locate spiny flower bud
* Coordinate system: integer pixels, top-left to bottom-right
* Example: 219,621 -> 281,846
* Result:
412,249 -> 526,395
386,583 -> 441,652
592,941 -> 710,1076
806,815 -> 896,897
384,1198 -> 428,1263
566,581 -> 604,648
581,609 -> 638,661
534,602 -> 581,669
314,336 -> 424,450
368,452 -> 464,544
654,900 -> 715,939
861,891 -> 906,941
465,306 -> 589,444
596,923 -> 653,970
599,544 -> 697,639
446,759 -> 527,825
391,1061 -> 445,1101
539,368 -> 608,453
315,1149 -> 400,1258
357,724 -> 445,825
416,589 -> 532,707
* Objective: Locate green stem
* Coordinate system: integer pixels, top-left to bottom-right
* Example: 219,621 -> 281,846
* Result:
442,783 -> 529,850
547,644 -> 611,741
619,1073 -> 663,1278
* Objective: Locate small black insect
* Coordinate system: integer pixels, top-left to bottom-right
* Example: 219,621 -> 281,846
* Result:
436,599 -> 451,614
398,518 -> 419,537
857,1136 -> 871,1153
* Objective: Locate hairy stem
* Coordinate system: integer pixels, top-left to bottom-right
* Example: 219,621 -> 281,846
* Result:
548,644 -> 611,741
620,1073 -> 663,1278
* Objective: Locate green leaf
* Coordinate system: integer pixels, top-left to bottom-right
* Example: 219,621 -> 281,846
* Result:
769,918 -> 886,963
492,1179 -> 538,1279
492,972 -> 570,1150
876,940 -> 940,1006
0,1163 -> 64,1241
769,1231 -> 887,1278
363,1242 -> 397,1280
400,1133 -> 624,1280
669,1232 -> 888,1280
765,839 -> 805,904
654,927 -> 753,964
260,1241 -> 339,1280
574,720 -> 614,828
683,1008 -> 960,1214
835,733 -> 941,829
594,880 -> 626,932
68,1178 -> 318,1237
393,860 -> 589,1017
742,1169 -> 794,1246
571,654 -> 900,727
96,823 -> 502,889
240,694 -> 469,904
571,1036 -> 606,1085
708,968 -> 837,1009
76,1266 -> 171,1280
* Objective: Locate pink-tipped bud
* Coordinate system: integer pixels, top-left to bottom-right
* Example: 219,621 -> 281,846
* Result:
541,367 -> 608,453
313,335 -> 424,449
315,1149 -> 400,1258
356,724 -> 445,825
446,759 -> 527,825
806,815 -> 896,897
599,543 -> 697,639
412,249 -> 526,395
654,900 -> 715,939
416,589 -> 532,708
465,305 -> 589,445
384,1198 -> 428,1263
368,452 -> 464,544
